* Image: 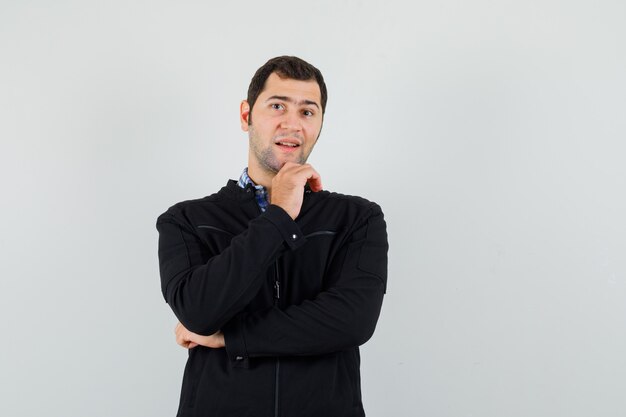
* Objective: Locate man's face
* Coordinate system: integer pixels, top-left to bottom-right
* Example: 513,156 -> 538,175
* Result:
240,72 -> 323,175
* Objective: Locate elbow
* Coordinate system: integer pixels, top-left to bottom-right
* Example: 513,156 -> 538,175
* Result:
164,281 -> 222,335
341,304 -> 383,348
348,293 -> 385,347
351,317 -> 379,346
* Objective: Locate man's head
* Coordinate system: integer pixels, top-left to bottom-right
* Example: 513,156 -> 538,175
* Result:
246,56 -> 327,125
240,56 -> 327,183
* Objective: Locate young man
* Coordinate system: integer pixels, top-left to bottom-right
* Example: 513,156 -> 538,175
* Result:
157,56 -> 388,417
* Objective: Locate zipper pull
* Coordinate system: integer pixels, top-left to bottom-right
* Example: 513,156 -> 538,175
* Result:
274,280 -> 280,299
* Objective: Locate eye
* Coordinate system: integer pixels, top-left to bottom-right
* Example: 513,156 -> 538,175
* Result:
303,109 -> 314,117
271,103 -> 284,110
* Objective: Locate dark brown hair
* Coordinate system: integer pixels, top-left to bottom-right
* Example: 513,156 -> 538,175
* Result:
247,56 -> 327,123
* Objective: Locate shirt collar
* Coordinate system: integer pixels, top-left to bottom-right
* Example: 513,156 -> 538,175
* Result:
237,167 -> 263,190
237,168 -> 270,212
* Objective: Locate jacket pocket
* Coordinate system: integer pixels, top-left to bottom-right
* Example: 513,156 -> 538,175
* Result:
304,230 -> 337,238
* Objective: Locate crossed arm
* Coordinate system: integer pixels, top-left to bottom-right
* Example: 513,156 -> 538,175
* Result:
159,164 -> 387,356
171,163 -> 322,350
169,205 -> 387,359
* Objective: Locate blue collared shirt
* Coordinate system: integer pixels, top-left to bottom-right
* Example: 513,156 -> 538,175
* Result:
237,168 -> 270,212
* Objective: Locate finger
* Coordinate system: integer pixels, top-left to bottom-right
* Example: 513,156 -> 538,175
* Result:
187,342 -> 199,349
307,176 -> 323,192
301,167 -> 322,191
282,161 -> 300,170
176,330 -> 189,346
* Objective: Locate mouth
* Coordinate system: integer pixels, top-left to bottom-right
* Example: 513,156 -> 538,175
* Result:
274,138 -> 301,151
276,142 -> 299,148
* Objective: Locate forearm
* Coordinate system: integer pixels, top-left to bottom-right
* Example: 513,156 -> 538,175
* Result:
223,207 -> 388,360
157,205 -> 306,335
223,278 -> 385,358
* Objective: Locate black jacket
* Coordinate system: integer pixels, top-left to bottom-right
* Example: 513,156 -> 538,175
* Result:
157,180 -> 388,417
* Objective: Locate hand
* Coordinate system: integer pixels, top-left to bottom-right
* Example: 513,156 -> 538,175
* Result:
270,162 -> 322,220
175,322 -> 225,349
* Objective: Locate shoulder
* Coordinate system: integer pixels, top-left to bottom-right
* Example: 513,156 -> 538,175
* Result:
321,190 -> 384,214
305,190 -> 385,228
156,181 -> 238,226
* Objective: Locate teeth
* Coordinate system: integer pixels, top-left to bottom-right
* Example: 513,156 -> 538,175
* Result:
278,142 -> 298,147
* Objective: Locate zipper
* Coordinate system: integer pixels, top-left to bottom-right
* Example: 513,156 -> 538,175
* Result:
247,184 -> 281,416
274,358 -> 280,417
274,280 -> 281,300
273,261 -> 281,417
245,182 -> 281,416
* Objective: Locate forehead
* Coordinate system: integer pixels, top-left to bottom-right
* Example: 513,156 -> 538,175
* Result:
258,72 -> 321,104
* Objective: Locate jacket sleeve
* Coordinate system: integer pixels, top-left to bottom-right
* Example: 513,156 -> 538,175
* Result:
156,205 -> 307,335
222,204 -> 388,362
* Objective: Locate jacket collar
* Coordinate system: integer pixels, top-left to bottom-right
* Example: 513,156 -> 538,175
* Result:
220,179 -> 321,204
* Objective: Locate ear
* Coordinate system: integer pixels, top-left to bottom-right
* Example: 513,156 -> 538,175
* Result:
240,100 -> 250,132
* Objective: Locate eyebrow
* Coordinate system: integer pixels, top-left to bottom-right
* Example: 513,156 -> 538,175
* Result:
265,95 -> 320,109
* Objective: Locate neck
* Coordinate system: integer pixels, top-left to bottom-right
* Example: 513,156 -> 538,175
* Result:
247,163 -> 275,195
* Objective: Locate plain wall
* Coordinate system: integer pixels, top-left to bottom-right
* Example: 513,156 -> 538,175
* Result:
1,1 -> 625,416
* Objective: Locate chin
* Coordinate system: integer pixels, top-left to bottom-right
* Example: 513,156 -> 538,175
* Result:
260,152 -> 306,173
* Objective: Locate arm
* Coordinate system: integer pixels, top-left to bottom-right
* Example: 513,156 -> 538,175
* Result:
157,204 -> 306,335
222,205 -> 388,361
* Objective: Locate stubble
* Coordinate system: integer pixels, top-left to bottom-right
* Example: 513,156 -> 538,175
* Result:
248,125 -> 307,174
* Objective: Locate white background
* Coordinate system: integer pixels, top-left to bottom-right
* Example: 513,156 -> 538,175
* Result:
1,1 -> 625,416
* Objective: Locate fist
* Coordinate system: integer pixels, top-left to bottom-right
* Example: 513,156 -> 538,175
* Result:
175,322 -> 225,349
270,162 -> 322,220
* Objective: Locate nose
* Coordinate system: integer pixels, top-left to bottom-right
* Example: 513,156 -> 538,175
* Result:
279,112 -> 302,131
